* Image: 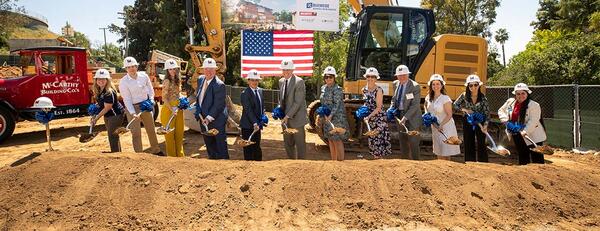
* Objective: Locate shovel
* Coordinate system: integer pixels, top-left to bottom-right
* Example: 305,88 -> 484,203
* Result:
326,118 -> 346,135
197,113 -> 219,136
476,124 -> 510,156
114,113 -> 141,135
397,119 -> 420,136
363,118 -> 379,137
237,129 -> 258,147
282,122 -> 299,135
156,109 -> 178,135
436,126 -> 461,145
79,116 -> 99,143
40,109 -> 54,151
523,134 -> 554,155
45,122 -> 54,151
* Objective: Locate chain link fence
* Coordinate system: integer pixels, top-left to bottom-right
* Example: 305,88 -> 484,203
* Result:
487,84 -> 600,150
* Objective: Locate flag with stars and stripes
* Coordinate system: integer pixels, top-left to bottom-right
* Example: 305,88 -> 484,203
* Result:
241,30 -> 314,77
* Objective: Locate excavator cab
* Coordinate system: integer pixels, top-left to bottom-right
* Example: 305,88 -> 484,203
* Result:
345,6 -> 435,94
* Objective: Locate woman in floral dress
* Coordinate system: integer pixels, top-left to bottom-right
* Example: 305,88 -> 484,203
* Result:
362,67 -> 391,159
320,66 -> 349,160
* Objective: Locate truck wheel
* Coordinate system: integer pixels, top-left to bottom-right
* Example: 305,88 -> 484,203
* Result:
0,107 -> 16,144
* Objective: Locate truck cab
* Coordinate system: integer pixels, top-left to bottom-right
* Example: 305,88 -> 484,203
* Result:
0,47 -> 91,142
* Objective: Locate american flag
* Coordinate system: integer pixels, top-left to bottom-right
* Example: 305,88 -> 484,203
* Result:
241,30 -> 314,77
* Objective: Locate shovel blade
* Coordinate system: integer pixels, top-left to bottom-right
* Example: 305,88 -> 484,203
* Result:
79,133 -> 98,143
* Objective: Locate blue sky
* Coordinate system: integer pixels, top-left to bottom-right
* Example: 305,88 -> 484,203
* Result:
17,0 -> 538,61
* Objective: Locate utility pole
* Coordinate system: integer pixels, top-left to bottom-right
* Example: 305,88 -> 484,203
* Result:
118,11 -> 129,57
99,27 -> 108,58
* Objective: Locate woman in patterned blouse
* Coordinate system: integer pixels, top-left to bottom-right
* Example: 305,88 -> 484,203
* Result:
453,74 -> 490,162
161,59 -> 185,157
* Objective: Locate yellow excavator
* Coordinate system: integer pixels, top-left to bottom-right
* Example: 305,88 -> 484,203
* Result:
183,0 -> 488,141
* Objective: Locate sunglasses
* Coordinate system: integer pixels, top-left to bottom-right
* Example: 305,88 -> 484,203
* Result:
324,75 -> 335,79
515,92 -> 528,96
468,84 -> 479,87
366,75 -> 377,79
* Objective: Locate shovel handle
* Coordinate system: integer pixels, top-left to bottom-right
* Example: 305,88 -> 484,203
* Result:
363,119 -> 372,131
45,123 -> 53,151
163,109 -> 178,130
523,134 -> 539,148
125,113 -> 142,129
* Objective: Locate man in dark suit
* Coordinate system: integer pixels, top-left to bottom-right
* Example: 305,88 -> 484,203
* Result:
240,69 -> 264,161
278,59 -> 308,159
195,58 -> 229,159
389,65 -> 422,160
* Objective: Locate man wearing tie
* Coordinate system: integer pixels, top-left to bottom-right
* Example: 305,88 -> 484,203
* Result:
278,59 -> 308,159
240,69 -> 265,161
389,65 -> 422,160
195,58 -> 229,159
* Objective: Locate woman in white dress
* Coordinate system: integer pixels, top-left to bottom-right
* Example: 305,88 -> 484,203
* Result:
425,74 -> 461,160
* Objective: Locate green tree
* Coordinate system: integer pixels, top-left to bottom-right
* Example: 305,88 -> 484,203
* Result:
420,0 -> 501,38
91,42 -> 124,67
64,31 -> 91,49
531,0 -> 560,30
487,45 -> 504,80
494,28 -> 509,67
490,31 -> 600,85
109,1 -> 160,65
553,0 -> 599,32
154,0 -> 189,59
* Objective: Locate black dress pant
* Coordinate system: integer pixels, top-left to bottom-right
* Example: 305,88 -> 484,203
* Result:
511,133 -> 545,165
463,116 -> 488,162
242,128 -> 262,161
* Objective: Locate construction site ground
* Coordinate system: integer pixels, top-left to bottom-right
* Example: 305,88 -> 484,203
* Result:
1,113 -> 600,230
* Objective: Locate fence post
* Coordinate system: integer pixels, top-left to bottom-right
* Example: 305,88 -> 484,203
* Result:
573,84 -> 581,148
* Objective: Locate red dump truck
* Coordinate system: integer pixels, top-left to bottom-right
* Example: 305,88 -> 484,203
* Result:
0,46 -> 162,143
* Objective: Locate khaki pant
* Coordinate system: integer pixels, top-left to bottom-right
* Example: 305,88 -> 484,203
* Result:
126,104 -> 160,153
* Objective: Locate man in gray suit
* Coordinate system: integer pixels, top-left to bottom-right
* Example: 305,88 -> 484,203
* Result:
389,65 -> 422,160
278,59 -> 308,159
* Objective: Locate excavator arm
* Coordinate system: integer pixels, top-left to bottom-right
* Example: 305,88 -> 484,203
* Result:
185,0 -> 226,79
348,0 -> 395,14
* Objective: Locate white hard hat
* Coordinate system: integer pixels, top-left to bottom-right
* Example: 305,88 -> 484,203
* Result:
464,74 -> 483,86
428,74 -> 446,86
512,83 -> 532,94
123,56 -> 139,68
202,58 -> 218,69
322,66 -> 337,77
395,65 -> 411,76
164,58 -> 180,70
363,67 -> 380,79
32,97 -> 56,109
280,59 -> 295,70
246,69 -> 261,80
93,68 -> 111,79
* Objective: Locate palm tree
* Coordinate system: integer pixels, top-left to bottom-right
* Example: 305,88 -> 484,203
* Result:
494,28 -> 509,67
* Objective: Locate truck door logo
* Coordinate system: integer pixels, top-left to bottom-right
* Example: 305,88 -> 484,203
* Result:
41,76 -> 81,95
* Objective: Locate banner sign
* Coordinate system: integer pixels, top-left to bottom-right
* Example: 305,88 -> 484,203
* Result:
294,0 -> 340,32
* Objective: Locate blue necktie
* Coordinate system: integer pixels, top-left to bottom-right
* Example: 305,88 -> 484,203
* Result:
397,84 -> 404,109
254,89 -> 261,114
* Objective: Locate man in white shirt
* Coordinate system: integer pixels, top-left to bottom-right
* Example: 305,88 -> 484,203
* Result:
194,58 -> 229,159
118,57 -> 161,154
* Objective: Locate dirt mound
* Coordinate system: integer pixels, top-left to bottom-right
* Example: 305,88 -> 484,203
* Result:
0,66 -> 22,78
1,152 -> 599,230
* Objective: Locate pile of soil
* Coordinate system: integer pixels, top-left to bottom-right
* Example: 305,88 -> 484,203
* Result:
0,66 -> 22,78
1,151 -> 599,230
